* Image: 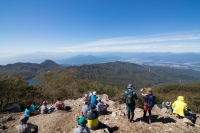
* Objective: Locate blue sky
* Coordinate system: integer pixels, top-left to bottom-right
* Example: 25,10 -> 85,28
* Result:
0,0 -> 200,62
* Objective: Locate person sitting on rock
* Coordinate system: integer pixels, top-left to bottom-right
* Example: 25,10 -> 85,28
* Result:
24,104 -> 31,117
41,101 -> 49,114
55,97 -> 65,110
97,98 -> 107,115
86,104 -> 99,130
73,116 -> 90,133
82,99 -> 91,118
55,97 -> 71,111
15,114 -> 38,133
172,96 -> 188,118
30,102 -> 39,115
90,91 -> 98,105
162,101 -> 173,111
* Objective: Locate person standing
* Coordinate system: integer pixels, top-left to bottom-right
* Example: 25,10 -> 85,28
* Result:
124,84 -> 138,122
140,87 -> 156,124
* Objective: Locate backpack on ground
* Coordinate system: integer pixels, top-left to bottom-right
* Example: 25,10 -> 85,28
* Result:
185,109 -> 198,124
147,95 -> 155,108
125,91 -> 135,106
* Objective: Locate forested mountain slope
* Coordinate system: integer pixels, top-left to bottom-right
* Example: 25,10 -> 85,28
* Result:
66,61 -> 200,89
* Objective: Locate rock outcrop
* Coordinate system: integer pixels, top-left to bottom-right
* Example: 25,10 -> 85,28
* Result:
0,94 -> 200,133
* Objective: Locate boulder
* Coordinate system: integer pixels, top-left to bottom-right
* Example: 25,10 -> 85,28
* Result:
183,118 -> 195,126
1,102 -> 21,112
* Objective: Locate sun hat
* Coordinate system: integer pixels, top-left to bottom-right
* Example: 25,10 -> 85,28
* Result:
93,91 -> 97,95
127,84 -> 133,89
146,88 -> 152,94
77,117 -> 87,126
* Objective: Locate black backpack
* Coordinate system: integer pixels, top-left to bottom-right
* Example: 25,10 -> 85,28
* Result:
186,110 -> 198,124
126,91 -> 135,106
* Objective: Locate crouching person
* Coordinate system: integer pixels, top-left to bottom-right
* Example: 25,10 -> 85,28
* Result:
86,104 -> 99,130
73,116 -> 90,133
172,96 -> 188,118
16,115 -> 38,133
97,98 -> 107,115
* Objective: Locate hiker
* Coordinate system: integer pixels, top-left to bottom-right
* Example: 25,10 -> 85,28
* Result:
86,104 -> 99,130
124,84 -> 138,122
82,100 -> 91,118
55,97 -> 71,111
30,102 -> 39,115
24,104 -> 31,117
162,101 -> 173,111
41,101 -> 49,114
172,96 -> 188,118
55,97 -> 65,110
90,91 -> 98,105
140,87 -> 156,124
89,92 -> 92,97
15,114 -> 38,133
84,93 -> 91,102
97,98 -> 107,115
73,116 -> 90,133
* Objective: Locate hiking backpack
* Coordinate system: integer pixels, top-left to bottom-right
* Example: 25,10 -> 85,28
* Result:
126,91 -> 135,105
186,110 -> 198,124
147,95 -> 155,108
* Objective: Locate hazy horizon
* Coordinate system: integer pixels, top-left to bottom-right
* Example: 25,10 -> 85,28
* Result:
1,0 -> 200,65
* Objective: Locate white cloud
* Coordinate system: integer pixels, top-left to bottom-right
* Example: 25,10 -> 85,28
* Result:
60,32 -> 200,52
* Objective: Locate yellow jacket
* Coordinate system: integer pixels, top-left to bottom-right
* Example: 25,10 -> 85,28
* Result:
172,96 -> 188,117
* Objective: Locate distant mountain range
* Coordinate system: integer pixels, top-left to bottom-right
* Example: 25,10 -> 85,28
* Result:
1,52 -> 200,68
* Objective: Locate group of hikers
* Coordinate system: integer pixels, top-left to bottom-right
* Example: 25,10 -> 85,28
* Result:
124,84 -> 156,124
124,84 -> 198,125
74,91 -> 108,133
16,97 -> 71,133
15,84 -> 198,133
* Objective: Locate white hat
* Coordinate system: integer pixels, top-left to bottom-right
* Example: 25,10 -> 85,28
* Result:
93,91 -> 97,95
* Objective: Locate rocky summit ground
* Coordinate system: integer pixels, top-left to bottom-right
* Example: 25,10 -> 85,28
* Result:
0,94 -> 200,133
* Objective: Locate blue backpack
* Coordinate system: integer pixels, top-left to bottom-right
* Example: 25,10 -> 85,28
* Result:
147,95 -> 155,108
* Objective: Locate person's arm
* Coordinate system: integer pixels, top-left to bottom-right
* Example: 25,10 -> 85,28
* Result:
124,91 -> 127,97
140,88 -> 148,99
134,91 -> 138,100
184,103 -> 188,111
96,103 -> 99,111
62,102 -> 65,108
172,101 -> 175,109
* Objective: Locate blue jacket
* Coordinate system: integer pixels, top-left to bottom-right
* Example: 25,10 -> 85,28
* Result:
90,95 -> 98,105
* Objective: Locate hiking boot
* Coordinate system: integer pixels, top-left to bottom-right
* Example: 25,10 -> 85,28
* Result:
140,118 -> 145,123
127,119 -> 131,122
148,118 -> 151,124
